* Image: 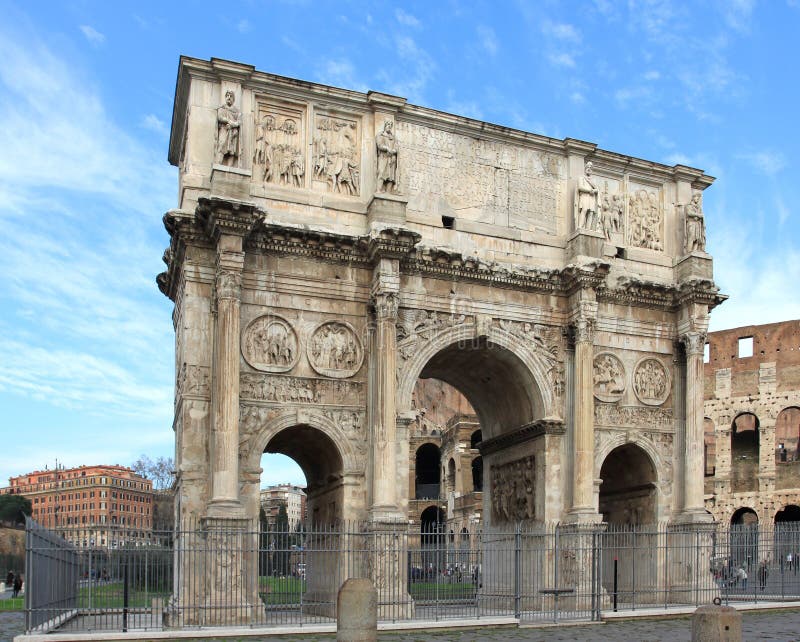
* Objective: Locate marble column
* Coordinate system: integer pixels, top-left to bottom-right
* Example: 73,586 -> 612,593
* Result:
208,237 -> 245,516
571,315 -> 597,516
369,283 -> 401,519
681,331 -> 707,517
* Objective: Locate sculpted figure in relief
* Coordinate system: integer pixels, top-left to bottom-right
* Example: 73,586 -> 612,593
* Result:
375,120 -> 398,193
684,192 -> 706,253
491,456 -> 535,523
593,353 -> 626,402
629,189 -> 663,251
253,115 -> 275,181
633,358 -> 670,406
313,117 -> 360,195
308,322 -> 364,378
599,185 -> 623,241
215,90 -> 241,166
575,161 -> 600,231
242,316 -> 299,373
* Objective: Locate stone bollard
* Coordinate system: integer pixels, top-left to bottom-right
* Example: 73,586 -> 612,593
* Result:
337,578 -> 377,642
692,603 -> 742,642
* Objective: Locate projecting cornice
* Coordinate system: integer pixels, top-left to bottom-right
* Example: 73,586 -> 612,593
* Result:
479,419 -> 566,456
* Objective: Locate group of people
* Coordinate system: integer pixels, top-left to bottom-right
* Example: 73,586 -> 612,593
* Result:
5,570 -> 22,598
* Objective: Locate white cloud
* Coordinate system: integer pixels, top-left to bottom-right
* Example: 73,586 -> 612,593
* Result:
737,150 -> 786,176
613,84 -> 654,107
141,113 -> 169,137
541,19 -> 580,42
477,25 -> 498,55
315,58 -> 368,92
395,8 -> 420,27
237,19 -> 251,33
445,96 -> 484,120
547,52 -> 576,68
570,91 -> 586,105
79,25 -> 105,46
644,70 -> 661,81
378,36 -> 435,103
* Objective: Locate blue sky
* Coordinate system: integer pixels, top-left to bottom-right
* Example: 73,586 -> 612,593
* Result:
1,0 -> 798,488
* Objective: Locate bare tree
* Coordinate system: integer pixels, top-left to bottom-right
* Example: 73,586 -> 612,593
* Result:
131,454 -> 174,490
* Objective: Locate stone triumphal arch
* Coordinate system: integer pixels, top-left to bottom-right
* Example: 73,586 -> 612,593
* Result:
158,56 -> 724,622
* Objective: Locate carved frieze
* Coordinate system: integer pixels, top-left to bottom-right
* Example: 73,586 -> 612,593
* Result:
598,180 -> 624,242
628,187 -> 663,251
240,373 -> 362,406
593,353 -> 626,403
241,314 -> 299,373
308,321 -> 364,379
322,409 -> 366,444
632,358 -> 671,406
177,363 -> 211,398
312,113 -> 361,195
491,455 -> 535,523
595,404 -> 673,429
253,102 -> 305,187
396,309 -> 471,360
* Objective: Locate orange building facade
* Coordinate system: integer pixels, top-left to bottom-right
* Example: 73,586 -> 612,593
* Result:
2,464 -> 155,547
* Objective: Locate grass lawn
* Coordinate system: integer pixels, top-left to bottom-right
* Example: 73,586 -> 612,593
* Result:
77,583 -> 170,609
0,597 -> 23,611
409,581 -> 476,601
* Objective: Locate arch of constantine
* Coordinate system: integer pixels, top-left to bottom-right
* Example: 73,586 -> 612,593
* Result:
157,56 -> 724,624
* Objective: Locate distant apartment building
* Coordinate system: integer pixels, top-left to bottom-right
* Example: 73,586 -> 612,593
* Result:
260,484 -> 306,529
1,464 -> 155,547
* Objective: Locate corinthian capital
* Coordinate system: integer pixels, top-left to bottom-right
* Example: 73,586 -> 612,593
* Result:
574,316 -> 595,343
682,331 -> 706,356
215,268 -> 242,301
373,292 -> 399,320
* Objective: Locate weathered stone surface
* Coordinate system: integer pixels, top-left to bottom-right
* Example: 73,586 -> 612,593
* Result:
692,604 -> 742,642
158,56 -> 724,624
337,578 -> 377,642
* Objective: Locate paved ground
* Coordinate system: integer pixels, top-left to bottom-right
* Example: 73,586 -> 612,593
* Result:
3,609 -> 800,641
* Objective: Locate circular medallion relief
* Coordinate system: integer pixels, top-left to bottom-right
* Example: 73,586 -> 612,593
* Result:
307,321 -> 364,379
633,357 -> 671,406
593,352 -> 626,402
242,314 -> 299,373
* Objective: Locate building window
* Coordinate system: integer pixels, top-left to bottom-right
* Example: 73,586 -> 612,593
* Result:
738,336 -> 753,358
703,342 -> 710,363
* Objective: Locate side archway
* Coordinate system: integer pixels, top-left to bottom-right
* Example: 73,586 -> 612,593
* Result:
598,441 -> 659,525
243,409 -> 364,524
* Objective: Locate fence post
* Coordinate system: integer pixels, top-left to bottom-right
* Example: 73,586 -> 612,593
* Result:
514,523 -> 521,619
590,530 -> 597,620
613,557 -> 618,612
123,553 -> 129,632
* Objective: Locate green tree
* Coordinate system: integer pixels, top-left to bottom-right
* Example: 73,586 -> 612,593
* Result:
0,495 -> 32,525
273,502 -> 291,576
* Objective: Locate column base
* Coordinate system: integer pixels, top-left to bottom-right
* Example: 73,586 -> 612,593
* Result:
205,499 -> 247,520
563,508 -> 604,525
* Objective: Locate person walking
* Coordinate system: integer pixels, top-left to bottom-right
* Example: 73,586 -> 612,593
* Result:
736,565 -> 748,590
5,570 -> 13,589
12,573 -> 22,598
758,560 -> 769,592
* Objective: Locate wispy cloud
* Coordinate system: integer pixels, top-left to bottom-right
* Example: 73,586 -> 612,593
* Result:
315,58 -> 368,92
141,113 -> 169,137
547,52 -> 576,68
541,19 -> 580,42
0,20 -> 175,482
378,35 -> 435,103
477,25 -> 498,55
79,24 -> 105,46
237,19 -> 252,34
736,150 -> 786,176
395,8 -> 420,27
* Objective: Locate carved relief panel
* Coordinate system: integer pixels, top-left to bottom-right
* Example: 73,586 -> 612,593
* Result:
633,357 -> 671,406
596,176 -> 625,244
312,113 -> 361,196
241,314 -> 300,373
593,353 -> 626,403
307,321 -> 364,378
627,185 -> 663,251
491,455 -> 535,523
253,101 -> 306,187
240,373 -> 362,405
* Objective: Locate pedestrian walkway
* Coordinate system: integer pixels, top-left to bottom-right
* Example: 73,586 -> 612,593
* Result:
8,609 -> 800,641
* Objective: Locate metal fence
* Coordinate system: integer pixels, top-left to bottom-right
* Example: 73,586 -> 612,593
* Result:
23,519 -> 800,634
